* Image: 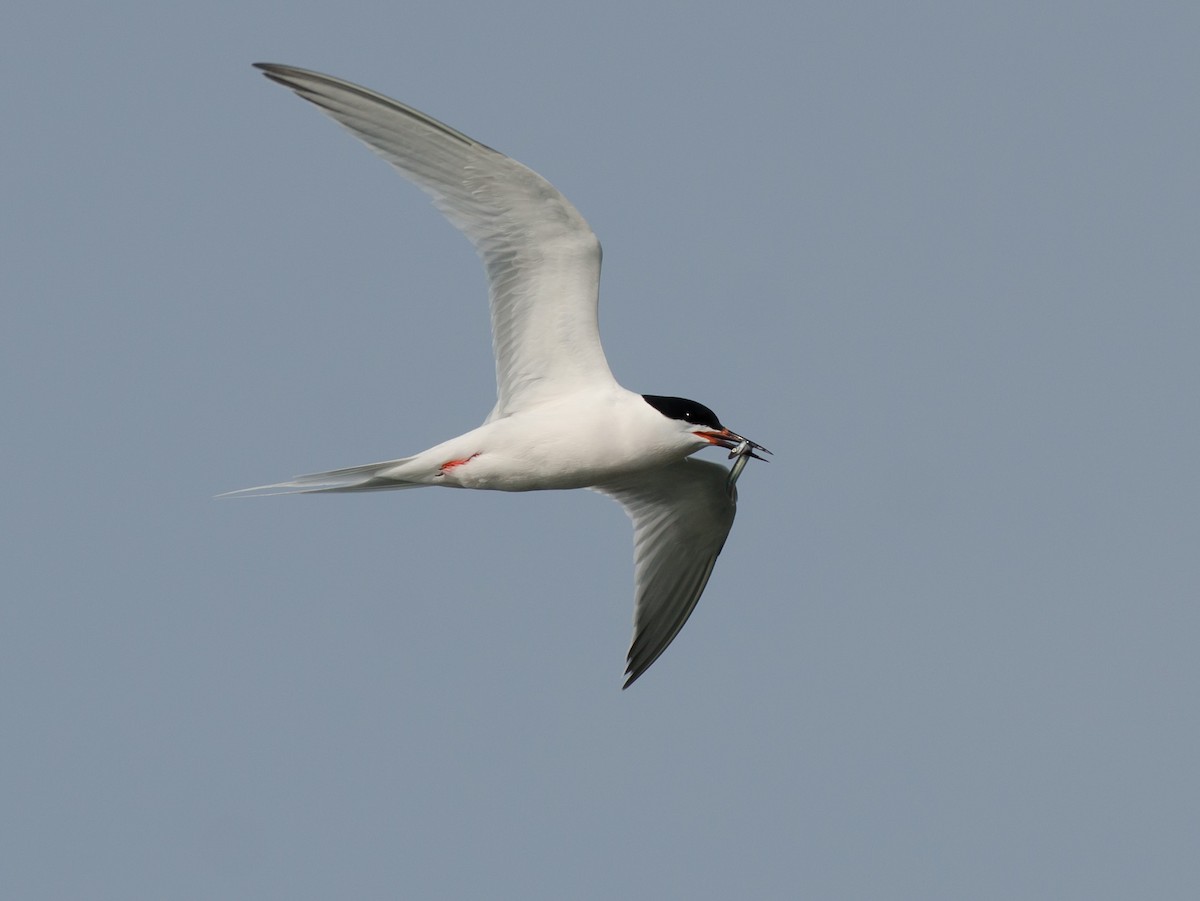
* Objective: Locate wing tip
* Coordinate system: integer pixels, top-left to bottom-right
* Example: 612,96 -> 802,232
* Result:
621,651 -> 659,690
252,61 -> 291,80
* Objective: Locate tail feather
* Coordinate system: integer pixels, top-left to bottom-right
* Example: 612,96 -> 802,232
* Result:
218,456 -> 425,498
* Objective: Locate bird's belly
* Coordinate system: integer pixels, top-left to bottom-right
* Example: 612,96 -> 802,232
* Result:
448,449 -> 657,491
444,433 -> 684,492
426,397 -> 692,491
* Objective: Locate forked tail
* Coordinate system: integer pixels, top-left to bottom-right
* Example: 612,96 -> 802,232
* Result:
218,456 -> 424,497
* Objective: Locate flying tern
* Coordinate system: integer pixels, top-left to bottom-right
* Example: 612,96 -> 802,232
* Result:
226,63 -> 770,687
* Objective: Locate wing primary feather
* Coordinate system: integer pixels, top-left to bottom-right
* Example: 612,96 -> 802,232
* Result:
623,557 -> 718,688
595,458 -> 737,690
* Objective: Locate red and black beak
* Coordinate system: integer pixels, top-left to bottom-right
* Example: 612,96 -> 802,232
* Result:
694,428 -> 772,461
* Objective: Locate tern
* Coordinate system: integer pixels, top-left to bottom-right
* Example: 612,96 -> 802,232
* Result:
226,64 -> 769,687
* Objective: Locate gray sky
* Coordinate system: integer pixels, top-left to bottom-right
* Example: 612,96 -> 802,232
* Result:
4,1 -> 1198,898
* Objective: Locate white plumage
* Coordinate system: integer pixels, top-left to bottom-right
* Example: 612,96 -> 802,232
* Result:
225,64 -> 768,687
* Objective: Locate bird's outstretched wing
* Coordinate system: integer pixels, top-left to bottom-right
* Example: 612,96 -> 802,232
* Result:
254,63 -> 618,418
594,459 -> 738,688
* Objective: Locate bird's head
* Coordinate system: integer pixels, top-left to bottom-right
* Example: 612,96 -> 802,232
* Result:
641,394 -> 770,461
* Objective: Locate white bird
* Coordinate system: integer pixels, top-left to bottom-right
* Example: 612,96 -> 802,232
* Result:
226,63 -> 769,688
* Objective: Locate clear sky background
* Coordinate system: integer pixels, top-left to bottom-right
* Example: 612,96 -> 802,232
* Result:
3,2 -> 1198,898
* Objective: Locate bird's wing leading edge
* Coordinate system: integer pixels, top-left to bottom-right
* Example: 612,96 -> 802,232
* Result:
253,63 -> 617,418
594,458 -> 738,688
